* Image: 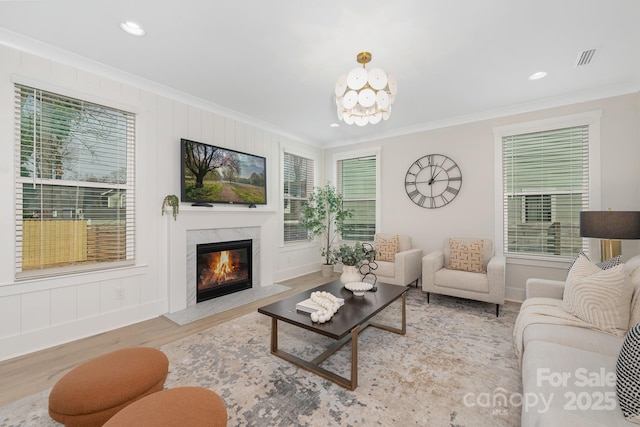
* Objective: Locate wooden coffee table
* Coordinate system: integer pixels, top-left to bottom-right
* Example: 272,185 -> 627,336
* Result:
257,281 -> 407,390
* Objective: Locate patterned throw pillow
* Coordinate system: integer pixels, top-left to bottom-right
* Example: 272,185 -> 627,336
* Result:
447,240 -> 485,273
567,251 -> 622,272
598,255 -> 623,270
374,235 -> 399,262
616,323 -> 640,424
562,253 -> 630,336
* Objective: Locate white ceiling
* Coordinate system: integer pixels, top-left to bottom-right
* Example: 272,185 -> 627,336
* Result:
1,0 -> 639,147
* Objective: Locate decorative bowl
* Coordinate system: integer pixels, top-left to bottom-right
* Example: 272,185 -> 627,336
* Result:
345,281 -> 373,296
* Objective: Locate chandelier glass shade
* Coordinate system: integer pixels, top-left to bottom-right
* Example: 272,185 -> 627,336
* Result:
334,52 -> 397,126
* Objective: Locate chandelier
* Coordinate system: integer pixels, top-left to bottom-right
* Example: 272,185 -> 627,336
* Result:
334,52 -> 397,126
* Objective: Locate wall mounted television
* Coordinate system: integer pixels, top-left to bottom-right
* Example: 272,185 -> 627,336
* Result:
181,138 -> 267,206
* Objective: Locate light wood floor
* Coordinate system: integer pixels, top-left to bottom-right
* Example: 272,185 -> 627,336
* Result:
0,271 -> 340,407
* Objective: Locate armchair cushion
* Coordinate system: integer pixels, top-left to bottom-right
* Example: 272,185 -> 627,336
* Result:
434,268 -> 489,293
376,260 -> 395,278
447,239 -> 485,273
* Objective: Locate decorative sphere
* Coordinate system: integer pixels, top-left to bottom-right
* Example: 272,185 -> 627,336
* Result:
310,312 -> 319,322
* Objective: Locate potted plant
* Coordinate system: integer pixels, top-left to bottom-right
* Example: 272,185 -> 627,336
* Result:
161,195 -> 180,220
334,242 -> 376,283
301,184 -> 352,277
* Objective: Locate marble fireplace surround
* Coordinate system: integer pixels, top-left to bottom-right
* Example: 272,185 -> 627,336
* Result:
165,206 -> 277,314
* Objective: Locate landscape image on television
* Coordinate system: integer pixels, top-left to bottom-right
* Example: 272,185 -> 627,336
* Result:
181,139 -> 267,205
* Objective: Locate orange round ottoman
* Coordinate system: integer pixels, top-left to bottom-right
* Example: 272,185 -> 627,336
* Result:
103,386 -> 228,427
48,347 -> 169,427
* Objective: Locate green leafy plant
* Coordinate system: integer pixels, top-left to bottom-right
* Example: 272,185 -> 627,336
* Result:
334,242 -> 376,267
161,195 -> 180,220
301,184 -> 352,265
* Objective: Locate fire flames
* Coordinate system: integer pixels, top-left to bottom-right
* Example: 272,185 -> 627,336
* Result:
200,250 -> 235,286
215,250 -> 233,279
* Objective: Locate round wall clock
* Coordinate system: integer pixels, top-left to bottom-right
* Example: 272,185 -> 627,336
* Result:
404,154 -> 462,208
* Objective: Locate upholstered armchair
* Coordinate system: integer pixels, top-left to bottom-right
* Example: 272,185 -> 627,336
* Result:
373,233 -> 423,287
422,237 -> 505,316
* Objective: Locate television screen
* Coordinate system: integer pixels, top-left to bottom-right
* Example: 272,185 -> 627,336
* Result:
181,139 -> 267,205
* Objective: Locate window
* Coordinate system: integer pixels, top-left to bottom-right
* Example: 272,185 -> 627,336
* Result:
283,152 -> 314,242
14,84 -> 135,278
501,125 -> 589,257
336,153 -> 378,241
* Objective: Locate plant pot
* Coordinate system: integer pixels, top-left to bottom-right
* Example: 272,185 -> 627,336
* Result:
340,265 -> 361,284
321,264 -> 335,277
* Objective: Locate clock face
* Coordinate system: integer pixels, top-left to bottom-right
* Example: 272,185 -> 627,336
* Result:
404,154 -> 462,208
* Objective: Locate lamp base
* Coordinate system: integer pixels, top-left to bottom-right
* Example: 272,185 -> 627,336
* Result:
600,239 -> 621,262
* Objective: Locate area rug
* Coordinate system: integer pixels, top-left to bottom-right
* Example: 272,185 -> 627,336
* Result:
0,288 -> 522,426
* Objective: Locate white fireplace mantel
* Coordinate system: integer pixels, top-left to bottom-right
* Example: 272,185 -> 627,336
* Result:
164,206 -> 278,313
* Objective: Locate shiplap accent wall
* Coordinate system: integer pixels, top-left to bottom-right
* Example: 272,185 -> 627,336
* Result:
0,44 -> 322,361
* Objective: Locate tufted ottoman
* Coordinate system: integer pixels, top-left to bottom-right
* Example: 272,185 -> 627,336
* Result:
103,386 -> 228,427
48,347 -> 169,427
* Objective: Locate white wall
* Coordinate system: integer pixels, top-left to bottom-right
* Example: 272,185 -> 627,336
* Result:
0,44 -> 322,361
0,40 -> 638,361
323,93 -> 640,301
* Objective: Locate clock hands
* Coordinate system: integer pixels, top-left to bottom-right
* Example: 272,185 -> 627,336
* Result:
422,169 -> 443,185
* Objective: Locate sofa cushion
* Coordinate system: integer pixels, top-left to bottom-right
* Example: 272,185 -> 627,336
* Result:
521,340 -> 628,427
374,234 -> 399,262
447,239 -> 485,273
523,323 -> 624,357
562,254 -> 632,336
616,323 -> 640,424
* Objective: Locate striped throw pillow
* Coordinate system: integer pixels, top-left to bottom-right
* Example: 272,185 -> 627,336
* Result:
562,253 -> 631,336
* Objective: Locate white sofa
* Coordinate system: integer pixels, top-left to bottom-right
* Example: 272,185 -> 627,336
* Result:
373,234 -> 423,287
514,254 -> 640,426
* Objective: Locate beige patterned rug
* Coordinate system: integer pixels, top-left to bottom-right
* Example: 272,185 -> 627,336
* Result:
0,288 -> 522,426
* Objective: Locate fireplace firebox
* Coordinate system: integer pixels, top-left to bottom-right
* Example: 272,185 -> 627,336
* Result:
196,239 -> 252,303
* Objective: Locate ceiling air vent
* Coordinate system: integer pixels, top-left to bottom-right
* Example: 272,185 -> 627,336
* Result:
575,49 -> 597,67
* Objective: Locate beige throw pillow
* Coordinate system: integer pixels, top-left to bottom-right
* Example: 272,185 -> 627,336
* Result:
375,235 -> 399,262
562,253 -> 633,336
447,240 -> 485,273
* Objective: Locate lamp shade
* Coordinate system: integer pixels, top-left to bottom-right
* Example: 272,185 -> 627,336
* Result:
579,211 -> 640,239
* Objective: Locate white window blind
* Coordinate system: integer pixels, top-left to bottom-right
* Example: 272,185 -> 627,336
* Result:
14,84 -> 136,278
283,152 -> 314,243
503,125 -> 589,257
337,155 -> 376,241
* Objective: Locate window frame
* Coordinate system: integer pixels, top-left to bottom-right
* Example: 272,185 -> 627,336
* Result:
282,150 -> 315,244
333,147 -> 381,244
13,79 -> 137,280
493,111 -> 602,262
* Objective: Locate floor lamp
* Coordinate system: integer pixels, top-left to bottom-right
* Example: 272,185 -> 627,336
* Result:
579,211 -> 640,261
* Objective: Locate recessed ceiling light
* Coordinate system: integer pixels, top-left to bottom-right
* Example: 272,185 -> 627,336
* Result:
120,21 -> 146,36
528,71 -> 547,80
330,123 -> 339,128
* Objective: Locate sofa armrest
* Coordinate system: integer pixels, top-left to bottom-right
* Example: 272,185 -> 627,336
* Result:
525,278 -> 566,300
393,248 -> 423,285
422,250 -> 444,290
